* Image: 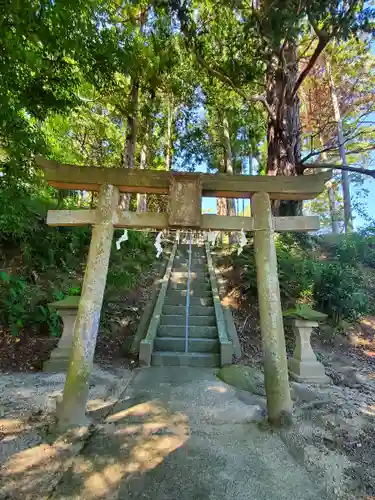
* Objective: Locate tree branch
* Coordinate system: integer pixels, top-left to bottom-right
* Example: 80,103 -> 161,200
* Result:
301,129 -> 375,163
194,53 -> 276,120
293,36 -> 330,97
301,162 -> 375,179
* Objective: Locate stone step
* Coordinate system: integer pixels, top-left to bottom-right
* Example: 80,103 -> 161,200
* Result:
169,282 -> 211,291
151,352 -> 220,367
173,264 -> 206,268
173,256 -> 206,260
163,305 -> 215,316
171,272 -> 209,279
172,266 -> 208,272
160,315 -> 216,327
154,337 -> 219,353
166,289 -> 213,299
174,253 -> 206,258
164,296 -> 213,306
174,256 -> 205,260
174,253 -> 205,257
157,325 -> 218,338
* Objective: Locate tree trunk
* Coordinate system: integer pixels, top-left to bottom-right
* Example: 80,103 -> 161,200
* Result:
326,181 -> 340,234
319,134 -> 340,234
217,197 -> 227,244
123,80 -> 139,169
137,130 -> 148,212
120,79 -> 139,210
248,140 -> 253,215
326,59 -> 353,232
217,119 -> 229,244
165,95 -> 175,171
223,114 -> 237,242
266,43 -> 302,216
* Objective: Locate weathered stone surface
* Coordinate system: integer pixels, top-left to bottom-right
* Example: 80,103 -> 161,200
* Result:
280,423 -> 351,497
56,184 -> 119,431
205,242 -> 232,366
43,298 -> 80,373
217,365 -> 266,397
37,155 -> 331,201
288,319 -> 330,384
252,191 -> 292,425
169,174 -> 202,227
283,304 -> 328,322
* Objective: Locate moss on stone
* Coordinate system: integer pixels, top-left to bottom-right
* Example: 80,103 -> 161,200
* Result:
217,365 -> 266,396
49,296 -> 80,310
283,304 -> 327,321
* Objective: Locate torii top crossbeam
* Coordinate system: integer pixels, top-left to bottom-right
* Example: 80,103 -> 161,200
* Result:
36,156 -> 331,233
37,156 -> 330,201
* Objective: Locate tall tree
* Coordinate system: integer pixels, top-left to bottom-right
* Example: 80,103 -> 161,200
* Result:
168,0 -> 373,214
300,36 -> 374,229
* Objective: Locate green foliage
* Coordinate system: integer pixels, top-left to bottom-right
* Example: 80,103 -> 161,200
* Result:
0,0 -> 373,346
0,188 -> 156,337
35,305 -> 61,338
283,304 -> 328,321
322,233 -> 375,268
105,230 -> 155,295
230,231 -> 374,326
0,272 -> 28,336
313,262 -> 369,323
0,184 -> 91,272
0,271 -> 63,337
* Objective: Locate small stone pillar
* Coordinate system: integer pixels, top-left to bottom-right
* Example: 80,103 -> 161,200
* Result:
252,192 -> 292,426
43,297 -> 80,372
57,184 -> 119,431
288,319 -> 330,384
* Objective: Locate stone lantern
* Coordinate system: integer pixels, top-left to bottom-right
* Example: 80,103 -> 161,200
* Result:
43,296 -> 80,372
284,305 -> 330,384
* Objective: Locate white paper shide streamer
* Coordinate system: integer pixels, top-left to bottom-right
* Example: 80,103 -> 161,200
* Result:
116,229 -> 128,250
237,229 -> 247,255
207,231 -> 219,247
155,231 -> 163,258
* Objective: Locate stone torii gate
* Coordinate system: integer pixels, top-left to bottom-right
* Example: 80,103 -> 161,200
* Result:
36,156 -> 330,430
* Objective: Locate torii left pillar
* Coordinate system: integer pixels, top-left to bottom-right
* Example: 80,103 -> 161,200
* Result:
57,184 -> 119,431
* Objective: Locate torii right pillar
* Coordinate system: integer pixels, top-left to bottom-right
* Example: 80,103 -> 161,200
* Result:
252,192 -> 293,426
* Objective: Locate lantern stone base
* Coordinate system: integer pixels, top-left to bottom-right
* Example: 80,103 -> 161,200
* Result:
43,297 -> 80,372
288,319 -> 330,385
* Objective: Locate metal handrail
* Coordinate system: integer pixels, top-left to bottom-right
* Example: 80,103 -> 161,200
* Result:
185,231 -> 192,353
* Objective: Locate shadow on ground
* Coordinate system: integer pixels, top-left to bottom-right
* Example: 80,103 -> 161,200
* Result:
1,367 -> 331,500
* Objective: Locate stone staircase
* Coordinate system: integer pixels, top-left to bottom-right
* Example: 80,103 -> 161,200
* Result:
151,244 -> 221,367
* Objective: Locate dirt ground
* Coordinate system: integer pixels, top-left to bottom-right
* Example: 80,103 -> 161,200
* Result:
0,259 -> 164,373
217,257 -> 375,499
1,252 -> 375,499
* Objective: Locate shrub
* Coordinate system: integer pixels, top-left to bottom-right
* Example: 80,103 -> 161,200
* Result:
0,271 -> 62,336
0,272 -> 29,336
231,232 -> 374,326
313,262 -> 370,323
320,233 -> 375,269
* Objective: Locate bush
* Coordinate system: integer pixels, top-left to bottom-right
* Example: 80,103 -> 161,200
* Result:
0,183 -> 157,337
0,271 -> 61,336
313,262 -> 370,323
0,272 -> 29,336
320,233 -> 375,269
0,184 -> 91,272
231,231 -> 375,326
